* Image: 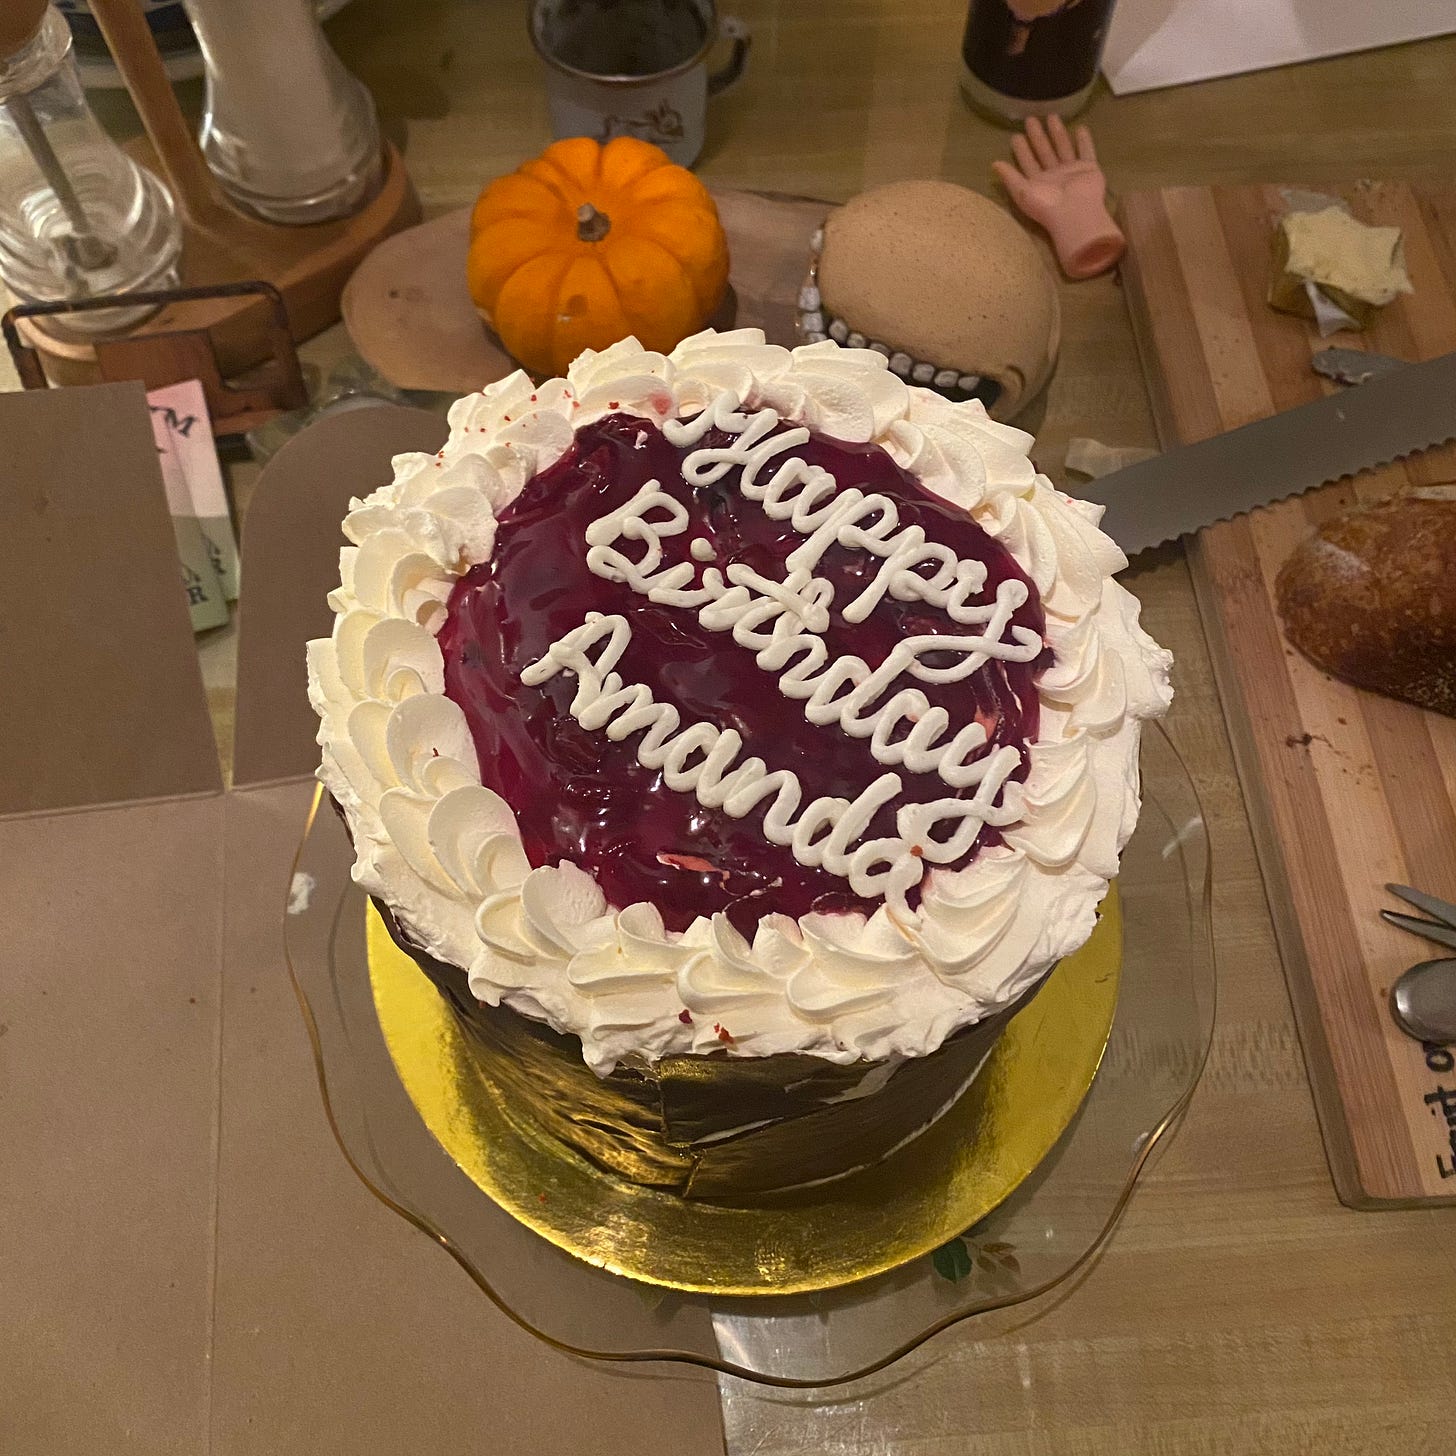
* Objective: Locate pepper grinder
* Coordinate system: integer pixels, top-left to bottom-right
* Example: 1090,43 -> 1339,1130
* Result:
0,0 -> 181,333
182,0 -> 383,225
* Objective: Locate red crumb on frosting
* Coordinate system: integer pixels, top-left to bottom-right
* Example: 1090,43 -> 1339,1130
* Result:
716,1025 -> 733,1043
658,851 -> 730,880
678,1009 -> 692,1024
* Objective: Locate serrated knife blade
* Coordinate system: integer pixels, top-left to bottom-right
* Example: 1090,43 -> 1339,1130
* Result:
1078,349 -> 1456,557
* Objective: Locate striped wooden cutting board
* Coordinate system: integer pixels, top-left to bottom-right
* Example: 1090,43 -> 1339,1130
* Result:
1120,182 -> 1456,1208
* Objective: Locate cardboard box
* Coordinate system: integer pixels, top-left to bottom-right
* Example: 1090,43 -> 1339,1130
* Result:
0,385 -> 726,1454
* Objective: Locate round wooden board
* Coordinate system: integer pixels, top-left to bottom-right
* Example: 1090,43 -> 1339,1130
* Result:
340,190 -> 832,394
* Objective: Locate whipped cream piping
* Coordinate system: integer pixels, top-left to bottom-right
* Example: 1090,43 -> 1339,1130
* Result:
309,329 -> 1172,1073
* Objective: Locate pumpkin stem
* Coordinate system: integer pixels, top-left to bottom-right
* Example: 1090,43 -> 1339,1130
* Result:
576,203 -> 611,243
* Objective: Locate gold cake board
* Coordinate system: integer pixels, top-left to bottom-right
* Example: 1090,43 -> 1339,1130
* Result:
367,890 -> 1121,1296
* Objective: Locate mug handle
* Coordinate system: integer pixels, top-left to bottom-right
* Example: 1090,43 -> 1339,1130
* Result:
708,16 -> 751,96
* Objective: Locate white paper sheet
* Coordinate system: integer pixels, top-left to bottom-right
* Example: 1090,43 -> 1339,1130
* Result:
146,381 -> 228,632
148,379 -> 241,604
1101,0 -> 1456,96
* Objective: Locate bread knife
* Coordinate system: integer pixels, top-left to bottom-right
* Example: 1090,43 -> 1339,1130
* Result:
1076,349 -> 1456,557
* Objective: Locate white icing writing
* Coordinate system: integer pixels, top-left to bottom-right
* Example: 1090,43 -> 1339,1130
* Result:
525,390 -> 1043,908
665,392 -> 1042,632
585,396 -> 1041,792
520,612 -> 1024,912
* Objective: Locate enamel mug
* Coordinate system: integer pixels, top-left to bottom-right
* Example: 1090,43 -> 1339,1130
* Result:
530,0 -> 750,168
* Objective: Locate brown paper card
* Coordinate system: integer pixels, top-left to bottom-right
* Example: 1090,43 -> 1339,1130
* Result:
232,404 -> 447,787
0,382 -> 220,813
0,798 -> 222,1454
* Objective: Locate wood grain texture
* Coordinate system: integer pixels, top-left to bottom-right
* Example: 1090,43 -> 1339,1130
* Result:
1121,182 -> 1456,1208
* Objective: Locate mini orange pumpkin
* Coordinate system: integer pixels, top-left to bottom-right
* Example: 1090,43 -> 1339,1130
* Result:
467,136 -> 731,378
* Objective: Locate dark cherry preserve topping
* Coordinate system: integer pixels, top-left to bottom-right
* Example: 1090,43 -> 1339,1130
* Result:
438,413 -> 1048,934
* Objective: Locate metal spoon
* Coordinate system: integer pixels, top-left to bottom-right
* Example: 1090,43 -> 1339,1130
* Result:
1390,957 -> 1456,1045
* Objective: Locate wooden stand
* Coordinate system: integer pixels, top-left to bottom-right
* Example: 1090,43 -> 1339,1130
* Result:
22,0 -> 420,387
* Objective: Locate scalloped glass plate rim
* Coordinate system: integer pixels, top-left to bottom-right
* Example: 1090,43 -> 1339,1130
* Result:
283,719 -> 1215,1387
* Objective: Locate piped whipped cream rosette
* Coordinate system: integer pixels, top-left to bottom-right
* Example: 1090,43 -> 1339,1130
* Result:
309,329 -> 1172,1077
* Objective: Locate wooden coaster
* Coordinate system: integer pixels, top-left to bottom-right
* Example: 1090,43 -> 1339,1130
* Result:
340,190 -> 831,393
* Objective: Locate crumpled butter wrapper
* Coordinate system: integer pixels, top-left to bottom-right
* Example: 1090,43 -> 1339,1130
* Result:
1268,189 -> 1414,337
1065,438 -> 1158,480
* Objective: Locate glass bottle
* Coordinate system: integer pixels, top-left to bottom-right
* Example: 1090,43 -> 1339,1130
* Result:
0,0 -> 181,334
182,0 -> 382,225
960,0 -> 1118,124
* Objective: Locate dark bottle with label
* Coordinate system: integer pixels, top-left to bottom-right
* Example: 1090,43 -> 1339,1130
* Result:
960,0 -> 1116,124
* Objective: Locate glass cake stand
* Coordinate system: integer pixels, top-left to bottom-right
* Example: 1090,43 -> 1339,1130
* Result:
284,722 -> 1213,1387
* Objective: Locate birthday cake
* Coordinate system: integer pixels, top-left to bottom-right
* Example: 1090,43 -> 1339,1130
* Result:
309,330 -> 1172,1198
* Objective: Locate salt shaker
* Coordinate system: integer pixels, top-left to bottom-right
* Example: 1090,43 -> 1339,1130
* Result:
0,0 -> 181,333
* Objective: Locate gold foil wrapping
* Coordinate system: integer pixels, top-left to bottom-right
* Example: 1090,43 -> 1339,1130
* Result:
456,993 -> 1022,1198
453,1005 -> 694,1189
367,888 -> 1121,1293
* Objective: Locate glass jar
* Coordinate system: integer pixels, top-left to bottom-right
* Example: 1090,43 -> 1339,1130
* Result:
0,4 -> 181,333
960,0 -> 1117,124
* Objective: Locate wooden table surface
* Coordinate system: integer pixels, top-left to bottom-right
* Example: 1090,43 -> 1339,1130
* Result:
84,1 -> 1456,1449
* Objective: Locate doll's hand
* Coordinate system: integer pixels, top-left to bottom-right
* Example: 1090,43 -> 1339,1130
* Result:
993,116 -> 1126,280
